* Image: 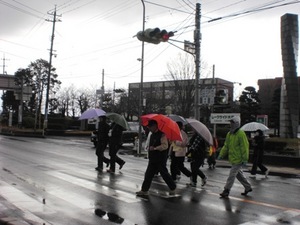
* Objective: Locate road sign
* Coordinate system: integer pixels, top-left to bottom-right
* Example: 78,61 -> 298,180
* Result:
210,113 -> 240,124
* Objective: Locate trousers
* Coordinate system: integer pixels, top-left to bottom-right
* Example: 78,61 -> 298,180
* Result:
224,163 -> 252,191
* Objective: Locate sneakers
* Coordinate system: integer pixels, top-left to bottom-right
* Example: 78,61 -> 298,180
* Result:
220,189 -> 230,198
265,169 -> 270,178
201,176 -> 207,186
169,189 -> 176,196
241,188 -> 252,196
136,190 -> 149,196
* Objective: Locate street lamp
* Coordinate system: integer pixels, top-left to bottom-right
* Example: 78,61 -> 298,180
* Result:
137,0 -> 145,156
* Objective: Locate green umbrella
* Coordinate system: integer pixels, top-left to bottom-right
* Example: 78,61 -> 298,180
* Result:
106,112 -> 130,130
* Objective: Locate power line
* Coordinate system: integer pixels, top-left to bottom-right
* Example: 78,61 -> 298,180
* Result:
0,0 -> 44,19
207,0 -> 300,23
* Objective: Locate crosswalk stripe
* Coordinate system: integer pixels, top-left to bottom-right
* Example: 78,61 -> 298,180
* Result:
47,171 -> 140,203
0,181 -> 53,224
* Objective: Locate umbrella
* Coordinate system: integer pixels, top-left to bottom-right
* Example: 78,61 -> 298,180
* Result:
106,112 -> 130,130
186,118 -> 213,146
167,114 -> 187,125
240,122 -> 269,132
79,108 -> 106,120
141,114 -> 182,141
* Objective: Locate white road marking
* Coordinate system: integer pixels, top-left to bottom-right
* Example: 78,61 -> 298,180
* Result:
47,171 -> 140,203
0,180 -> 53,224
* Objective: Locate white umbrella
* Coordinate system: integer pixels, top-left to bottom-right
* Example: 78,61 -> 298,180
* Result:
79,108 -> 106,120
240,122 -> 269,132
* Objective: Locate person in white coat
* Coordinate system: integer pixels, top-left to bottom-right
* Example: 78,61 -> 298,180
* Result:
170,121 -> 192,181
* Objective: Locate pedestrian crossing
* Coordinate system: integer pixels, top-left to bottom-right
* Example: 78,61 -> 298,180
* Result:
0,180 -> 53,225
0,162 -> 300,225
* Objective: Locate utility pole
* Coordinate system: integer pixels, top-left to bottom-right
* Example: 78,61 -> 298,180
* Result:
194,3 -> 201,121
101,69 -> 104,108
43,6 -> 61,135
1,53 -> 9,74
138,0 -> 145,156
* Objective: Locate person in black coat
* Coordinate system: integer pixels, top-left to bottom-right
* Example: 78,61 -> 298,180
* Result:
136,120 -> 176,196
107,122 -> 126,173
95,116 -> 110,171
250,129 -> 269,178
186,132 -> 208,187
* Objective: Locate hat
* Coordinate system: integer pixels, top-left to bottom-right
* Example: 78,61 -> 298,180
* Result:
229,116 -> 240,124
147,119 -> 158,127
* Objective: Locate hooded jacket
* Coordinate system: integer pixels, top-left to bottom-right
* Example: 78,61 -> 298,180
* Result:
219,116 -> 249,165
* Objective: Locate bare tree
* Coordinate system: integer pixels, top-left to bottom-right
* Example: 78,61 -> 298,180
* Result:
165,53 -> 195,118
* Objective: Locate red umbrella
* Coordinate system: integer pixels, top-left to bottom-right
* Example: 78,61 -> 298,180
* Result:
141,114 -> 182,141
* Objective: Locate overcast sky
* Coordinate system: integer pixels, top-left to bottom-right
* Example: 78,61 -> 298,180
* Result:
1,0 -> 299,97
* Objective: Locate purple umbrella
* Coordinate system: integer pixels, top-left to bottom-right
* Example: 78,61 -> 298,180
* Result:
79,108 -> 106,120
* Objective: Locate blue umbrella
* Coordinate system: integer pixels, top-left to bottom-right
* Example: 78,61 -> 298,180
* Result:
79,108 -> 106,120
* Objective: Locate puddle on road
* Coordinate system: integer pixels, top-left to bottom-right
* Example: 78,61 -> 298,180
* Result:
95,208 -> 137,225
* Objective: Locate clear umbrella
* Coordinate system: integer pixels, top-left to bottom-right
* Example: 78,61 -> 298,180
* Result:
186,118 -> 213,146
240,122 -> 269,132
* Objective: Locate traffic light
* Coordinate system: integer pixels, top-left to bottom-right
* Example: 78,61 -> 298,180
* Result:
136,28 -> 174,44
214,89 -> 228,105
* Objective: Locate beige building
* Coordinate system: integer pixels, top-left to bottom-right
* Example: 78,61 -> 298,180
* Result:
128,78 -> 234,120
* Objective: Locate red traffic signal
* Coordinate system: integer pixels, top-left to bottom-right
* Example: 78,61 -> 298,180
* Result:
136,28 -> 174,44
160,30 -> 174,42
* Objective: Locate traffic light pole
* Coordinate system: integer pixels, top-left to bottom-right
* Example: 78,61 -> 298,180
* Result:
137,0 -> 145,156
194,3 -> 201,121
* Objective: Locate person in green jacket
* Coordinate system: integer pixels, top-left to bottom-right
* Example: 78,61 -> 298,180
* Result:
218,116 -> 252,198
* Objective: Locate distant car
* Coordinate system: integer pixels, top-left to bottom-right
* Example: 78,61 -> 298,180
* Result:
91,122 -> 141,147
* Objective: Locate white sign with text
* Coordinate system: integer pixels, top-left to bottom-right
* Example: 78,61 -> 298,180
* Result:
210,113 -> 240,124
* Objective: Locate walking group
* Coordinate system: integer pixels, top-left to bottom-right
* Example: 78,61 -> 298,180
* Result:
95,113 -> 269,199
95,115 -> 126,173
136,115 -> 269,199
135,117 -> 213,197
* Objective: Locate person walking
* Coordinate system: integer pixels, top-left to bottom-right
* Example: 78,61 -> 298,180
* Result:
250,129 -> 269,178
107,122 -> 126,173
136,120 -> 176,196
186,131 -> 208,187
218,116 -> 252,198
207,136 -> 218,169
170,121 -> 192,182
95,116 -> 110,171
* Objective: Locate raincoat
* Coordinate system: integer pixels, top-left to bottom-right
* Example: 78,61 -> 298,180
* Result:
219,129 -> 249,165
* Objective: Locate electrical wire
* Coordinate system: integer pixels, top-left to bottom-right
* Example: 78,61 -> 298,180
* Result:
207,0 -> 300,23
0,0 -> 43,19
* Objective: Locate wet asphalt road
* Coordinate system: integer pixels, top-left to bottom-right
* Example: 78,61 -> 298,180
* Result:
0,135 -> 299,225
